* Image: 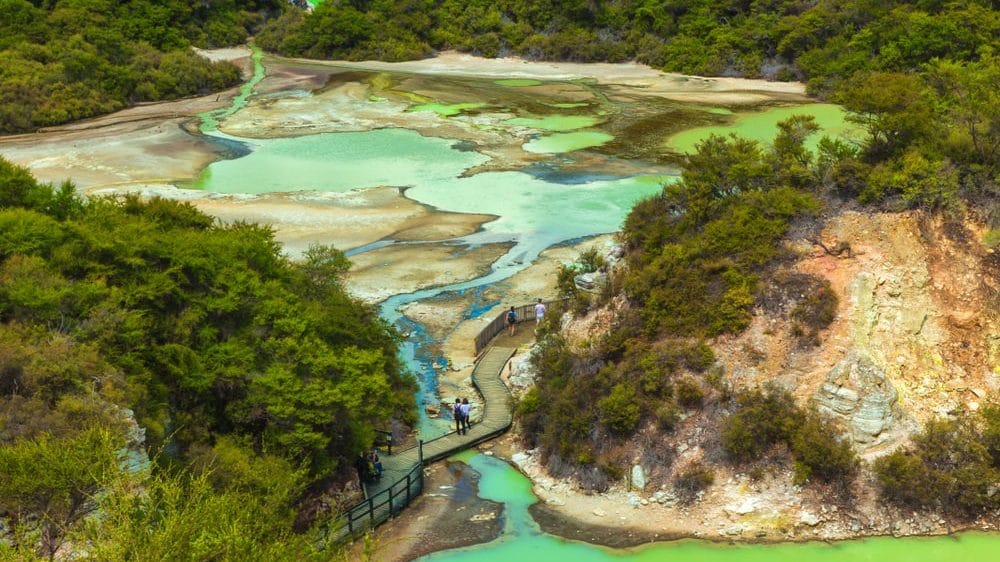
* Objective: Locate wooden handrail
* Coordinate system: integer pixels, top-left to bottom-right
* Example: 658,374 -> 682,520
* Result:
473,299 -> 563,356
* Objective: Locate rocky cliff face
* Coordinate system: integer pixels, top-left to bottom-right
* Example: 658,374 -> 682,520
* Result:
716,210 -> 999,455
518,209 -> 1000,540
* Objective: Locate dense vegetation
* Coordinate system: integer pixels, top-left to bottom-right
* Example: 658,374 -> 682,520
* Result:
0,0 -> 283,133
721,387 -> 857,487
262,1 -> 998,90
0,158 -> 414,557
874,405 -> 1000,517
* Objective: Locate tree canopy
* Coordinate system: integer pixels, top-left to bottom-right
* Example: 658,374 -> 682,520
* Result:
0,158 -> 415,557
0,0 -> 283,133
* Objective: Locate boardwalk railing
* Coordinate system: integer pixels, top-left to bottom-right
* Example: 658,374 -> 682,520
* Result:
324,344 -> 518,546
473,299 -> 563,356
324,461 -> 424,542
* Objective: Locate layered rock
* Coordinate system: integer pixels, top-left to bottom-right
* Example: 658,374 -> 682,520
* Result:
814,353 -> 901,447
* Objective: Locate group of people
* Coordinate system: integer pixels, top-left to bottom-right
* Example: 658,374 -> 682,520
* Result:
354,449 -> 383,484
453,397 -> 471,435
505,299 -> 547,336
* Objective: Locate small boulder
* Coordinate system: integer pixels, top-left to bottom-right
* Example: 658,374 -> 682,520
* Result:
631,464 -> 647,491
800,511 -> 821,526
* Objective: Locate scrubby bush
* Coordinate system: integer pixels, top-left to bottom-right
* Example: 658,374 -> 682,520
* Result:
675,379 -> 705,409
790,412 -> 858,485
599,383 -> 641,436
791,278 -> 839,346
722,387 -> 859,488
654,403 -> 682,431
874,412 -> 1000,516
674,462 -> 715,504
721,387 -> 801,462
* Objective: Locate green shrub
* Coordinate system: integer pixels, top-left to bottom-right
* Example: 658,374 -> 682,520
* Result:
721,387 -> 801,462
983,229 -> 1000,249
791,281 -> 838,329
874,450 -> 936,508
790,412 -> 858,485
674,462 -> 715,503
654,403 -> 682,431
675,379 -> 705,409
598,383 -> 641,436
874,413 -> 1000,515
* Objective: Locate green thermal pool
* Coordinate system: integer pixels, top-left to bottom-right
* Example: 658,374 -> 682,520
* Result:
666,104 -> 859,154
418,453 -> 1000,562
408,102 -> 487,116
495,79 -> 545,87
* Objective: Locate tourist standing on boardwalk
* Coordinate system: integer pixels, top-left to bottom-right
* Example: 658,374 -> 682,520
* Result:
453,397 -> 464,434
371,449 -> 383,480
534,298 -> 546,324
506,306 -> 517,335
460,398 -> 471,434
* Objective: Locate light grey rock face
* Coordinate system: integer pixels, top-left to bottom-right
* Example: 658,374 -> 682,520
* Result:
799,511 -> 821,526
508,350 -> 539,395
574,272 -> 608,292
815,353 -> 899,445
631,464 -> 646,491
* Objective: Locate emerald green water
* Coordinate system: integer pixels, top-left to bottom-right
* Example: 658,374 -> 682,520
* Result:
199,45 -> 265,132
523,131 -> 615,153
666,104 -> 858,154
190,129 -> 488,193
506,115 -> 602,131
420,454 -> 998,562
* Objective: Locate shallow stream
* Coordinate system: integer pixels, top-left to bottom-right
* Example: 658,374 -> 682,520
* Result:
418,453 -> 997,561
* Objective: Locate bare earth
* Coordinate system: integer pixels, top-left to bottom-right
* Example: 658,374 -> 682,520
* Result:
346,241 -> 514,303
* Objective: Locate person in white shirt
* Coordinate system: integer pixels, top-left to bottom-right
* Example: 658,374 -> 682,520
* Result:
534,299 -> 546,324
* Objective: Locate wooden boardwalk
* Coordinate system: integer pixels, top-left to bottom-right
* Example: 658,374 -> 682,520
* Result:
327,346 -> 516,541
368,346 -> 515,494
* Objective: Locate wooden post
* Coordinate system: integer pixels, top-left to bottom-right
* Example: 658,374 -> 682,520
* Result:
405,472 -> 411,504
418,439 -> 424,465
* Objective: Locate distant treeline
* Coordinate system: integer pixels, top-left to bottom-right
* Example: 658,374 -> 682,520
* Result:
0,0 -> 283,133
260,0 -> 999,92
7,1 -> 998,133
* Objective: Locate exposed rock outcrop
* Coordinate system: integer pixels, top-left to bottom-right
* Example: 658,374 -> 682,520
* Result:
814,353 -> 902,448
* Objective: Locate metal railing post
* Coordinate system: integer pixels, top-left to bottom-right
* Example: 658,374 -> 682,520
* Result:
368,497 -> 375,525
405,472 -> 411,504
418,439 -> 424,465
